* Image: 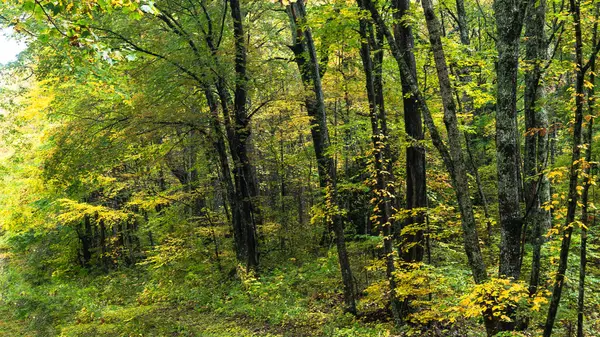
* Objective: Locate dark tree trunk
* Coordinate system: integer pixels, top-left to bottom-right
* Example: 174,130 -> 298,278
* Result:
99,219 -> 108,273
391,0 -> 426,264
357,0 -> 401,323
79,215 -> 93,267
178,0 -> 260,271
365,0 -> 488,289
577,85 -> 593,337
205,88 -> 242,261
366,0 -> 487,281
523,0 -> 551,297
103,0 -> 261,270
493,0 -> 529,283
578,13 -> 596,337
287,0 -> 356,314
230,0 -> 259,271
456,0 -> 470,45
544,0 -> 588,334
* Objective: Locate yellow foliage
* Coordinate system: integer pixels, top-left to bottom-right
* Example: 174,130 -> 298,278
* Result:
453,278 -> 548,322
57,198 -> 132,227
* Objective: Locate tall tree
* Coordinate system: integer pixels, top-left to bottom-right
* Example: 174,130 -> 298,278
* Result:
286,0 -> 356,314
365,0 -> 488,284
493,0 -> 529,282
543,0 -> 598,334
90,1 -> 263,270
523,0 -> 552,297
364,0 -> 489,306
229,0 -> 259,270
577,11 -> 597,337
418,0 -> 504,333
577,60 -> 594,337
390,0 -> 427,264
357,0 -> 401,323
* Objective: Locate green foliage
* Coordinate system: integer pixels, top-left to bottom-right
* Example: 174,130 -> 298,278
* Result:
1,0 -> 600,335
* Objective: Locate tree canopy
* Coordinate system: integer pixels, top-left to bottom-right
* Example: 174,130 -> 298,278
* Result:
0,0 -> 599,336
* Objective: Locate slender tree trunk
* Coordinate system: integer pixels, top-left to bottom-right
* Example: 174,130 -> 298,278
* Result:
419,1 -> 500,333
577,93 -> 593,337
364,0 -> 488,288
217,87 -> 259,268
230,0 -> 259,271
454,0 -> 493,245
465,134 -> 493,242
493,0 -> 529,283
456,0 -> 470,45
105,0 -> 260,269
79,215 -> 93,267
205,88 -> 242,262
390,0 -> 426,264
577,21 -> 596,337
357,1 -> 401,323
523,0 -> 552,297
186,1 -> 261,271
543,0 -> 587,334
287,1 -> 356,314
99,219 -> 108,273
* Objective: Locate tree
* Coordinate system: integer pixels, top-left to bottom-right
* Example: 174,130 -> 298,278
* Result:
523,0 -> 552,298
493,0 -> 529,285
356,0 -> 401,322
544,0 -> 599,334
285,0 -> 356,314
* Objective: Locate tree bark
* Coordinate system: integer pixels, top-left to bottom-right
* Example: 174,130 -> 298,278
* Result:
577,85 -> 593,337
577,16 -> 596,337
205,87 -> 242,262
419,1 -> 500,333
78,215 -> 93,267
99,218 -> 108,273
493,0 -> 529,282
543,0 -> 587,334
364,0 -> 488,288
522,0 -> 552,297
229,0 -> 259,271
357,1 -> 401,323
456,0 -> 470,45
287,0 -> 356,314
390,0 -> 427,264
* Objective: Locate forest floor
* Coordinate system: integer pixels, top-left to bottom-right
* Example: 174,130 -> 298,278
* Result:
0,246 -> 408,337
0,291 -> 396,337
0,232 -> 490,337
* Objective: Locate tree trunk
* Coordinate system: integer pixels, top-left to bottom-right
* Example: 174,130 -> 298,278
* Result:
543,0 -> 587,334
391,0 -> 426,264
522,0 -> 552,297
365,0 -> 488,286
493,0 -> 529,283
205,88 -> 242,262
577,88 -> 593,337
419,1 -> 500,333
577,16 -> 596,337
454,0 -> 493,246
357,1 -> 401,323
456,0 -> 470,45
287,0 -> 356,314
79,215 -> 93,267
99,218 -> 108,273
230,0 -> 259,271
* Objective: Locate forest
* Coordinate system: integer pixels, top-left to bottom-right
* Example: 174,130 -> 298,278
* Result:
0,0 -> 599,336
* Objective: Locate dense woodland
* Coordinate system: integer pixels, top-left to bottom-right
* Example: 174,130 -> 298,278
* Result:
0,0 -> 599,336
